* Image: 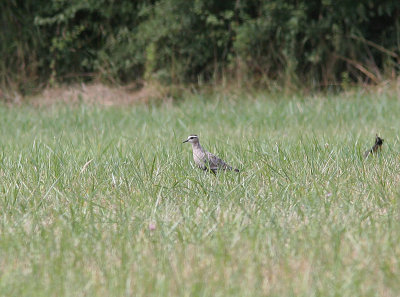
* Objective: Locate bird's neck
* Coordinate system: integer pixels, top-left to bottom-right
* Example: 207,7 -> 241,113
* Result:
191,142 -> 204,152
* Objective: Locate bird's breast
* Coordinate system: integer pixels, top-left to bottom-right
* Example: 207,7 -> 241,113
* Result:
193,151 -> 206,167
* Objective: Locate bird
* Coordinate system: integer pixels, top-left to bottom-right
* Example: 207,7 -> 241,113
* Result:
183,135 -> 239,174
364,134 -> 384,158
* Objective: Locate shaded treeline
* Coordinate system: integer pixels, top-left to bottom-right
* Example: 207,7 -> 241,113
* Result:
1,0 -> 400,94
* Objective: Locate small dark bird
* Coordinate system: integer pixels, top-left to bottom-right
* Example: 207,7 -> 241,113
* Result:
364,134 -> 384,158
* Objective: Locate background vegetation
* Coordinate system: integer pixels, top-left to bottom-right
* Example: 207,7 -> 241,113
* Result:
1,0 -> 400,95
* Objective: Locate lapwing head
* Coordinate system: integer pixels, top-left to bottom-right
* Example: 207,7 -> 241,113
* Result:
375,134 -> 384,145
183,135 -> 199,144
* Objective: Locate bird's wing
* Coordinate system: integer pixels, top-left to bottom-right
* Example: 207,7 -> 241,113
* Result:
206,152 -> 232,170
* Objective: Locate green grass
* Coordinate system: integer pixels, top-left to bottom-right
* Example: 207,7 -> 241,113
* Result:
1,91 -> 400,296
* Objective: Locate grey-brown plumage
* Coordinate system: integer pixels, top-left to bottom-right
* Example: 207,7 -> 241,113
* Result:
364,134 -> 384,158
183,135 -> 239,173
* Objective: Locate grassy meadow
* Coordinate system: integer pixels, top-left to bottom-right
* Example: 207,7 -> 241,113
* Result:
1,90 -> 400,296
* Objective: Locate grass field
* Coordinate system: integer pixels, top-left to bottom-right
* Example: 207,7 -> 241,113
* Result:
1,90 -> 400,296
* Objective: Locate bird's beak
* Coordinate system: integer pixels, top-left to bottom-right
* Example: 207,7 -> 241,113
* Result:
182,139 -> 189,143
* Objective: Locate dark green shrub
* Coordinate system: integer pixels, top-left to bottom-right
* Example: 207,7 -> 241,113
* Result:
1,0 -> 399,94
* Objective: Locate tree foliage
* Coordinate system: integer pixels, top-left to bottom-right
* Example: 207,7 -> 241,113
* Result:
1,0 -> 400,92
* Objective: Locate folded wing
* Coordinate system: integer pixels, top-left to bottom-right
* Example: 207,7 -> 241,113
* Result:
205,152 -> 234,172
